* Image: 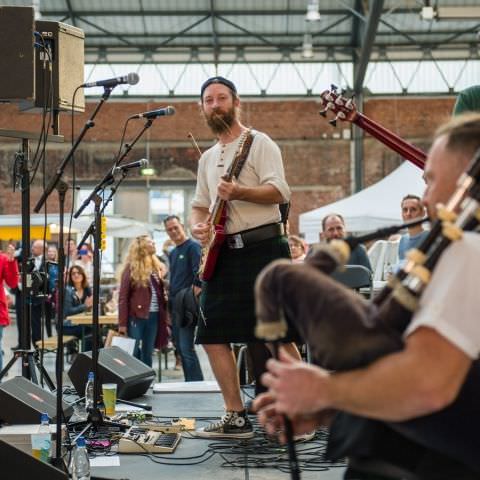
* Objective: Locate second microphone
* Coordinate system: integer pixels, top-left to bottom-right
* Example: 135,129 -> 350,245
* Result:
131,106 -> 176,119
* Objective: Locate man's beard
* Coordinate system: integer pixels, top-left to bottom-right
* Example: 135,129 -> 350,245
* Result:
204,106 -> 236,135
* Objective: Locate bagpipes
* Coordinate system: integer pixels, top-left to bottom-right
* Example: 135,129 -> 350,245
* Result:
254,148 -> 480,472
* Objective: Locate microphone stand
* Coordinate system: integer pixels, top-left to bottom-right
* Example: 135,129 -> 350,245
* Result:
272,343 -> 301,480
70,118 -> 155,431
0,130 -> 61,388
33,87 -> 114,466
74,117 -> 153,220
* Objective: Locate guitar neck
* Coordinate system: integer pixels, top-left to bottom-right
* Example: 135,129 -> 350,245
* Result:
353,113 -> 426,170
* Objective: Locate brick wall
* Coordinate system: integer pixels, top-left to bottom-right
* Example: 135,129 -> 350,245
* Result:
0,96 -> 455,233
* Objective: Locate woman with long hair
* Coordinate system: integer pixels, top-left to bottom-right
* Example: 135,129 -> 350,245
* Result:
118,235 -> 167,367
63,264 -> 93,350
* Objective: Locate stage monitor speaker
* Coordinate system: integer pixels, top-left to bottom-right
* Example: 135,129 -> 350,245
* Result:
22,20 -> 85,112
0,6 -> 35,102
0,376 -> 74,425
0,439 -> 67,478
68,346 -> 156,400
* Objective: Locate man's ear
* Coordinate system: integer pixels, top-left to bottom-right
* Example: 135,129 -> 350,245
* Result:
319,232 -> 325,242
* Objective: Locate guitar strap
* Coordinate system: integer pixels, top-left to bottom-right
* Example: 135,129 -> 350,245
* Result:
231,129 -> 255,180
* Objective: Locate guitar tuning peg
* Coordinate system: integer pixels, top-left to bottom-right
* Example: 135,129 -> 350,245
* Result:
340,89 -> 346,95
329,117 -> 337,127
319,102 -> 332,116
345,99 -> 354,109
331,84 -> 337,91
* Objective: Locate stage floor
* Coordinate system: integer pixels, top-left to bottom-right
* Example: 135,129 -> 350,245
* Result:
90,388 -> 346,480
2,313 -> 346,479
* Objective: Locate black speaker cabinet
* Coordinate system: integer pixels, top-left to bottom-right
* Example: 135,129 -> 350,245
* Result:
23,20 -> 85,112
0,439 -> 68,478
0,6 -> 35,102
68,347 -> 156,400
0,376 -> 73,425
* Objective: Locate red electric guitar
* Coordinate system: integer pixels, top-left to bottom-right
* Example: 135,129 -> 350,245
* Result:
319,87 -> 426,169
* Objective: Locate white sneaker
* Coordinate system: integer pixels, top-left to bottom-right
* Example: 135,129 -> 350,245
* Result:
193,411 -> 254,439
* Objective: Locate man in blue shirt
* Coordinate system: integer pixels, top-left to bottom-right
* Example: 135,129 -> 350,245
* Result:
164,215 -> 204,382
397,194 -> 429,262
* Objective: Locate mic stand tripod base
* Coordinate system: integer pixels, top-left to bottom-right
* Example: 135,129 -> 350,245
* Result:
69,407 -> 128,439
0,348 -> 55,390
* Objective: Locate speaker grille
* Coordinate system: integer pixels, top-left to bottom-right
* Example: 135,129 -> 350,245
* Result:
0,6 -> 35,102
0,377 -> 73,424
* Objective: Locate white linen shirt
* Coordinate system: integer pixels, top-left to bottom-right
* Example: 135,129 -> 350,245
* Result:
191,130 -> 290,234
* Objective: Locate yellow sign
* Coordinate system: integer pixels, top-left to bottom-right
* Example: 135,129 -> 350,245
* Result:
0,226 -> 51,241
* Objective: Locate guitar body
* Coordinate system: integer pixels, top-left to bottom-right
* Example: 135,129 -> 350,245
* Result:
199,203 -> 228,281
200,225 -> 227,281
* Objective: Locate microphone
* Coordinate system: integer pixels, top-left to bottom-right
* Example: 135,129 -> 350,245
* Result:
131,106 -> 176,119
113,159 -> 148,172
82,72 -> 140,88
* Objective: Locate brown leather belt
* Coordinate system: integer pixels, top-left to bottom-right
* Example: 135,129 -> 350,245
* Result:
226,223 -> 285,249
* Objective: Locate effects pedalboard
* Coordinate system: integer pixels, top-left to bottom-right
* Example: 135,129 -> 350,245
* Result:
118,425 -> 181,454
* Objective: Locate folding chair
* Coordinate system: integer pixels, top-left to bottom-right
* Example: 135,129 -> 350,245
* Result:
332,264 -> 374,298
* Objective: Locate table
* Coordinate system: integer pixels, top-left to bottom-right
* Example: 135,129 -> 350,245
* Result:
67,314 -> 118,350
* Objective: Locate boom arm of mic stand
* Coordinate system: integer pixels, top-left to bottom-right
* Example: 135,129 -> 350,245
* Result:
116,118 -> 153,167
74,117 -> 153,219
74,171 -> 115,219
76,171 -> 129,250
33,87 -> 114,213
77,222 -> 95,250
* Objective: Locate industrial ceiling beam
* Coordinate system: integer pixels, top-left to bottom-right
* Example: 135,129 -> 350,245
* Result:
353,0 -> 384,93
64,0 -> 77,27
41,8 -> 418,17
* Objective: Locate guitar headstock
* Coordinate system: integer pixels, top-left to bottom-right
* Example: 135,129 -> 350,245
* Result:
319,85 -> 358,127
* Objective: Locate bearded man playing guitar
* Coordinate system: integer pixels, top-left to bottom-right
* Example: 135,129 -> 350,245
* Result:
190,76 -> 301,439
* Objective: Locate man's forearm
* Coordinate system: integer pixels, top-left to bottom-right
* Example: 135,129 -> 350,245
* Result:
327,329 -> 471,421
236,184 -> 284,204
190,206 -> 210,227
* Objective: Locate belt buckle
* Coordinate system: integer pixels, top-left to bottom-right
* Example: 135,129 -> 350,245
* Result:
227,234 -> 244,249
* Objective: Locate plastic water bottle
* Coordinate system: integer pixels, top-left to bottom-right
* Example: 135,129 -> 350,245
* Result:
31,412 -> 51,463
71,436 -> 90,480
85,371 -> 94,412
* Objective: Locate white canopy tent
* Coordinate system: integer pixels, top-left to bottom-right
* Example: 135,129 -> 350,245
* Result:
299,162 -> 426,243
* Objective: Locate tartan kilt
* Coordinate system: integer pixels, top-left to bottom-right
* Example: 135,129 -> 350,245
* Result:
196,235 -> 299,344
